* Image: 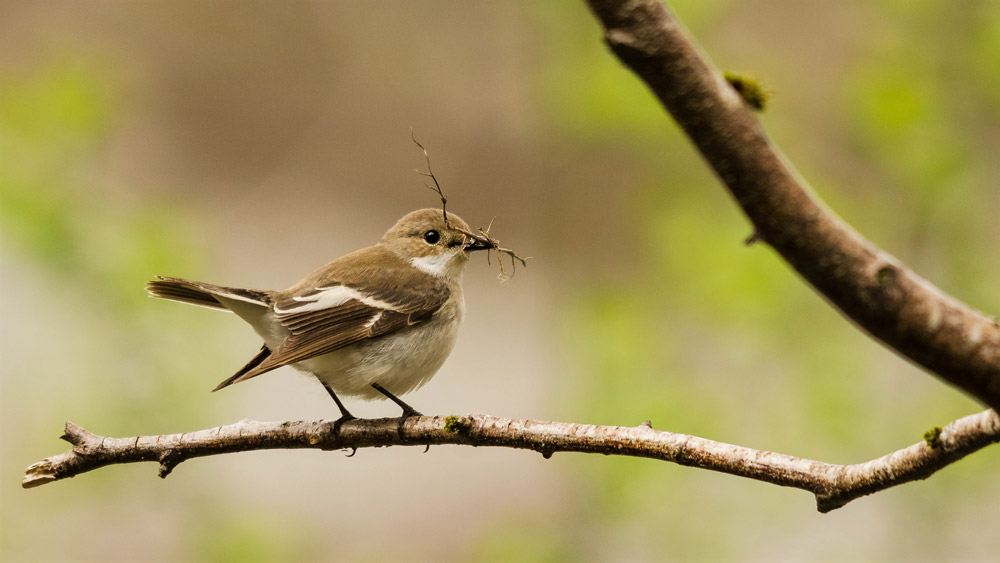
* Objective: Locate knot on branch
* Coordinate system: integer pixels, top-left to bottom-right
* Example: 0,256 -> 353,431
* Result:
859,263 -> 904,308
159,449 -> 184,478
61,421 -> 101,450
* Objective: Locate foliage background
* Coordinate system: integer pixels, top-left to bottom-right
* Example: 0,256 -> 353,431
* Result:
2,1 -> 999,561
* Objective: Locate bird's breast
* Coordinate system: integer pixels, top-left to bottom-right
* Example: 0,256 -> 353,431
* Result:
297,292 -> 465,400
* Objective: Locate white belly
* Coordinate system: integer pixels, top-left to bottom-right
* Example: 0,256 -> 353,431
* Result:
295,295 -> 464,400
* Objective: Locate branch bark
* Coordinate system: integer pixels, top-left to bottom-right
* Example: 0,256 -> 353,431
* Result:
22,411 -> 1000,512
583,0 -> 1000,411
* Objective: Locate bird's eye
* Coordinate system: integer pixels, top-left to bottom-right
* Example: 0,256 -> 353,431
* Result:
423,230 -> 440,245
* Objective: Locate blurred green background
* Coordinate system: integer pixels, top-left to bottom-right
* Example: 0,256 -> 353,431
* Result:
3,1 -> 999,561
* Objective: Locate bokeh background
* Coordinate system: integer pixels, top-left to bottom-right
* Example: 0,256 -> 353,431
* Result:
3,1 -> 1000,561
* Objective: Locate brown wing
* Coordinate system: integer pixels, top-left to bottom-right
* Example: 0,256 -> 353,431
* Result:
219,281 -> 449,387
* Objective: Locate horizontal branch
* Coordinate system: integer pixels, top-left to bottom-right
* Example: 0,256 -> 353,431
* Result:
584,0 -> 1000,411
23,410 -> 999,513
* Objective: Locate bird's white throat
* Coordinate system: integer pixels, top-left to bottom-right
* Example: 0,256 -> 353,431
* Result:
409,250 -> 464,279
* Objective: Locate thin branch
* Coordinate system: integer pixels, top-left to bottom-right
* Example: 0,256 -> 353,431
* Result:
583,0 -> 1000,411
410,129 -> 449,223
22,411 -> 999,512
475,217 -> 529,281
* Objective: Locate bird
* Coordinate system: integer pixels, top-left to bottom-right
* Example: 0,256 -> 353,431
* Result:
146,208 -> 490,428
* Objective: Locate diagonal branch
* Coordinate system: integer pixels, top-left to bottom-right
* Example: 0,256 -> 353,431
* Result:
583,0 -> 1000,411
22,410 -> 1000,512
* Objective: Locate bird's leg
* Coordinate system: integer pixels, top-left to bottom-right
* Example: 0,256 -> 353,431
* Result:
371,382 -> 422,418
322,382 -> 356,437
371,382 -> 422,437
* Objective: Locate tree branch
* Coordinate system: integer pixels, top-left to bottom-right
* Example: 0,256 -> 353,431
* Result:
583,0 -> 1000,411
22,411 -> 1000,512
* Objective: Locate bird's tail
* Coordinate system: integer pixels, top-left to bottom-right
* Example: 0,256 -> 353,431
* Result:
145,276 -> 271,310
146,276 -> 277,392
213,344 -> 272,391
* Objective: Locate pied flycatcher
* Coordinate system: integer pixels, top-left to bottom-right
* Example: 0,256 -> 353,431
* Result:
146,208 -> 490,424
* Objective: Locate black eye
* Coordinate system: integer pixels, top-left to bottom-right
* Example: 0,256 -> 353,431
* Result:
423,230 -> 440,245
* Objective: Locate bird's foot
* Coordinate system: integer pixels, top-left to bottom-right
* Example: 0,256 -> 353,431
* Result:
371,383 -> 423,440
332,413 -> 357,436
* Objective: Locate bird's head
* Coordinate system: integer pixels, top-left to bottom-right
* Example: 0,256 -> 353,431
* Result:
381,208 -> 490,280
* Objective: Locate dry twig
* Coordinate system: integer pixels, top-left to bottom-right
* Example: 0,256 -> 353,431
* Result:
411,131 -> 530,279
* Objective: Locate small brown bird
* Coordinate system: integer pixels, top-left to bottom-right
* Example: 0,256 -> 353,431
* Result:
147,209 -> 490,426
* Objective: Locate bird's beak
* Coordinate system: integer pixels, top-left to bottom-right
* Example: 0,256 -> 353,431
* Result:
464,234 -> 493,252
